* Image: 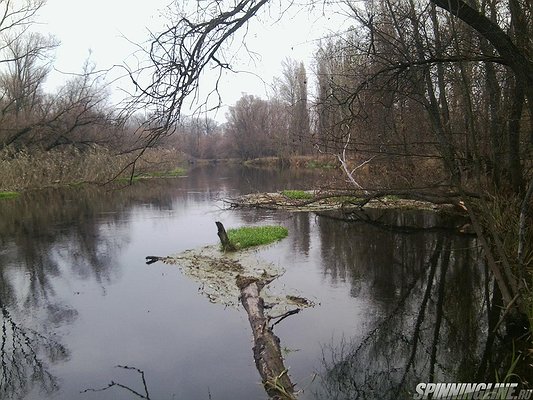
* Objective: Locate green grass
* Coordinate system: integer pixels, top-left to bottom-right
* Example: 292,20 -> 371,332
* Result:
0,191 -> 20,200
115,176 -> 141,184
281,190 -> 314,200
227,225 -> 288,250
114,168 -> 187,184
142,167 -> 187,178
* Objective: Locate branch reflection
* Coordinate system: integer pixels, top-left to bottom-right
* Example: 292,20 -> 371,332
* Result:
314,210 -> 497,399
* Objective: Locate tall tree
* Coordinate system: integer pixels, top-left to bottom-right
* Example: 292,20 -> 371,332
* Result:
275,58 -> 310,154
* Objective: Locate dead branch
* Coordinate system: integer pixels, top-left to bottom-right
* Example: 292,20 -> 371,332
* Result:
269,309 -> 300,330
124,0 -> 271,145
224,189 -> 470,212
145,256 -> 162,264
80,365 -> 151,399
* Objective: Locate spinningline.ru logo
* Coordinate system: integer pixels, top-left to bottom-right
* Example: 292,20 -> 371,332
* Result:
413,383 -> 532,399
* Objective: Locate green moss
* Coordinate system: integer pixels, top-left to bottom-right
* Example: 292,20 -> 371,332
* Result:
281,190 -> 314,200
227,225 -> 288,250
0,191 -> 20,200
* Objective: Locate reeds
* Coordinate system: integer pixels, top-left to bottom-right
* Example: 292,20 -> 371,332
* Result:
0,146 -> 185,191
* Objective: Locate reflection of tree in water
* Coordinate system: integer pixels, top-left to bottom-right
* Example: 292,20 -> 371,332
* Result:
314,211 -> 493,399
199,164 -> 334,195
289,213 -> 312,256
0,301 -> 68,398
0,180 -> 189,398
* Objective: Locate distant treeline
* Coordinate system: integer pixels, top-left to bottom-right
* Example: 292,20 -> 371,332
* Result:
1,0 -> 532,194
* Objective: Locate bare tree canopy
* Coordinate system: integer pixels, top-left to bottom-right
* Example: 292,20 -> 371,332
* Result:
126,0 -> 270,142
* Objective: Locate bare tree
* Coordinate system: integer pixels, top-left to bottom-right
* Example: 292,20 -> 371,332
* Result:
0,0 -> 45,53
225,94 -> 275,159
128,0 -> 533,333
275,58 -> 311,155
125,0 -> 270,147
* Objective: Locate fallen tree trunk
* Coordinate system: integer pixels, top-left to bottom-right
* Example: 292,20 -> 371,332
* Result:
236,275 -> 296,400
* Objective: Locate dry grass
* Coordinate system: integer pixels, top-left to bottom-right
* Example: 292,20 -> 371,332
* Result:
243,155 -> 338,169
0,146 -> 185,191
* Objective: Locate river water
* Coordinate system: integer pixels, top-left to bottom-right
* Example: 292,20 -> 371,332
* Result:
0,165 -> 492,399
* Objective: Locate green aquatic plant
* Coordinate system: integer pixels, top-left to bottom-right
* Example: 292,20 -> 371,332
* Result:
227,225 -> 288,250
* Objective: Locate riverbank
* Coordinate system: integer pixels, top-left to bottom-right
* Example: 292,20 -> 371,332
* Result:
190,155 -> 338,169
0,146 -> 186,192
1,153 -> 342,197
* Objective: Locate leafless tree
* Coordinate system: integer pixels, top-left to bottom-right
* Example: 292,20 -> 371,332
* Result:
126,0 -> 532,331
275,58 -> 311,155
125,0 -> 271,148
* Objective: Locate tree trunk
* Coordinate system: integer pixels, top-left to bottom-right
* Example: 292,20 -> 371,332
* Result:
215,221 -> 236,251
236,275 -> 296,400
431,0 -> 533,112
508,82 -> 524,192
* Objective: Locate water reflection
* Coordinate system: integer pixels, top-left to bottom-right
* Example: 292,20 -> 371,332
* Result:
0,180 -> 185,398
0,165 -> 329,399
0,301 -> 68,398
0,165 -> 518,399
311,210 -> 501,399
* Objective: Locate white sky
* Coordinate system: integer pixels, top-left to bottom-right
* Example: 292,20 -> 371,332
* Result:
34,0 -> 350,122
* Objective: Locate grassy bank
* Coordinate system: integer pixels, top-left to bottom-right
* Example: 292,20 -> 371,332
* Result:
227,225 -> 288,250
0,146 -> 186,191
0,191 -> 20,200
115,167 -> 187,184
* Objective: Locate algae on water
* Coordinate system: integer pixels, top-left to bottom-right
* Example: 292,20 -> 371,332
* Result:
157,245 -> 313,313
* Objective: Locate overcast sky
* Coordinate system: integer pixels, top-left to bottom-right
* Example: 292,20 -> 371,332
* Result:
35,0 -> 350,122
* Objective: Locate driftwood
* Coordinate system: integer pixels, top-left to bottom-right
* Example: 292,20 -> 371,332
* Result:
214,222 -> 296,398
216,221 -> 236,251
146,223 -> 300,399
145,256 -> 162,265
224,189 -> 475,213
236,275 -> 296,400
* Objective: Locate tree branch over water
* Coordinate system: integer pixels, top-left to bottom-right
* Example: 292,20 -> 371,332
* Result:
126,0 -> 271,143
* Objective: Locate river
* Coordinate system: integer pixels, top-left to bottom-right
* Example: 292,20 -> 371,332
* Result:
0,164 -> 493,399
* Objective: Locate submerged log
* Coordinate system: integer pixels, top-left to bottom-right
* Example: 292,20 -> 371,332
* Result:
215,221 -> 236,251
236,275 -> 296,399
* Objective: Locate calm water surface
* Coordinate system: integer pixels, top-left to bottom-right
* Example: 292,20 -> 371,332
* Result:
0,165 -> 489,399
